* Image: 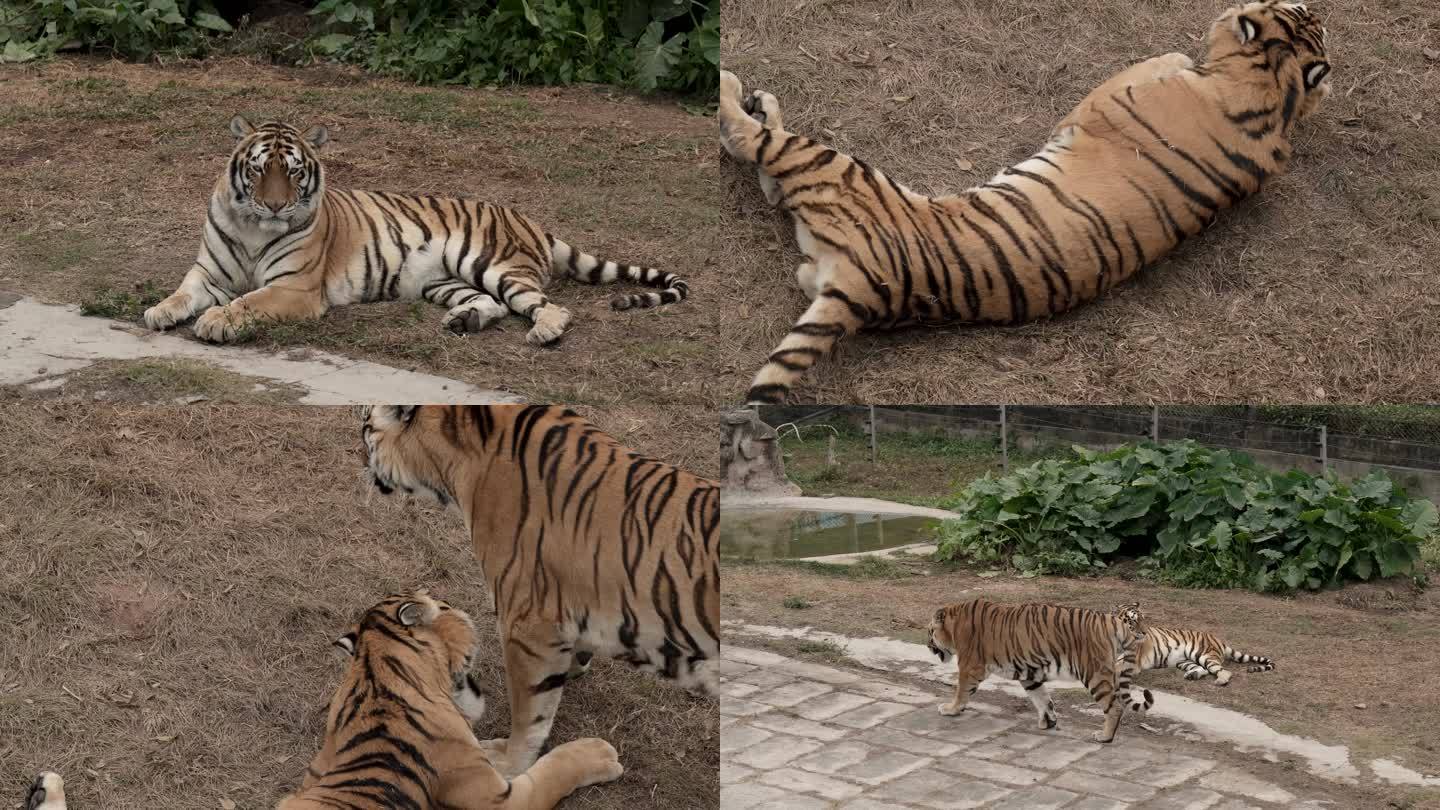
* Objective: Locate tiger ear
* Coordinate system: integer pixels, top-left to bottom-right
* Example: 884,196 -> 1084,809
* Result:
933,607 -> 947,623
302,124 -> 329,148
397,601 -> 427,627
1235,14 -> 1260,45
229,114 -> 255,139
334,632 -> 357,657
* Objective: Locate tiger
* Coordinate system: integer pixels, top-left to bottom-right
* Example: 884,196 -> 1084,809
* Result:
360,405 -> 720,775
926,598 -> 1154,743
17,592 -> 624,810
1114,602 -> 1275,687
281,589 -> 623,809
719,0 -> 1331,403
141,116 -> 688,345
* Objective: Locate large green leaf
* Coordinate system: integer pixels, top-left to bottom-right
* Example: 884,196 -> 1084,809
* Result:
1400,498 -> 1438,539
631,20 -> 683,91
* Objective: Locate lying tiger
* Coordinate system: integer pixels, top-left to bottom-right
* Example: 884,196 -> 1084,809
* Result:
361,405 -> 720,775
1117,602 -> 1275,687
143,117 -> 687,345
21,591 -> 623,810
927,598 -> 1153,743
720,1 -> 1331,403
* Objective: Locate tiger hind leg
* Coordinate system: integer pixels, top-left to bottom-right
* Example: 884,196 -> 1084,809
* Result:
1178,660 -> 1210,680
747,286 -> 869,404
424,282 -> 508,335
1020,679 -> 1058,730
26,772 -> 65,810
1197,652 -> 1232,685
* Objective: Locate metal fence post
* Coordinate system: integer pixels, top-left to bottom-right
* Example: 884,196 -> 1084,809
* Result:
1152,405 -> 1160,443
1000,404 -> 1009,473
1319,424 -> 1328,474
869,404 -> 877,465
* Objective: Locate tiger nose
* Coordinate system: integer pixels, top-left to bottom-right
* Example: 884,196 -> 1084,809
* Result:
264,200 -> 286,213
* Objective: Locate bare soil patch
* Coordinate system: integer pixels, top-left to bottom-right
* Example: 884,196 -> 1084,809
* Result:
723,557 -> 1440,806
719,0 -> 1440,403
0,405 -> 717,809
0,56 -> 719,466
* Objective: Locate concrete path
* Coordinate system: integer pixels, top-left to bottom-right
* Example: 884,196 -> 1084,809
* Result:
721,495 -> 958,522
721,646 -> 1326,810
0,294 -> 520,404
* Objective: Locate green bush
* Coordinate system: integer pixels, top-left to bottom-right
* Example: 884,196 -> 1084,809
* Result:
308,0 -> 718,94
934,440 -> 1437,593
0,0 -> 232,62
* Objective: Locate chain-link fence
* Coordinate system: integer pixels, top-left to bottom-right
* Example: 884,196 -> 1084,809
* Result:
759,404 -> 1440,503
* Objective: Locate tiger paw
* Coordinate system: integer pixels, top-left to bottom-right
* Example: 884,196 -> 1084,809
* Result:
192,305 -> 247,343
526,306 -> 572,346
1091,731 -> 1116,744
937,702 -> 963,717
479,738 -> 520,777
743,89 -> 781,127
443,297 -> 507,335
143,294 -> 192,331
1215,671 -> 1232,686
566,737 -> 625,787
26,772 -> 65,810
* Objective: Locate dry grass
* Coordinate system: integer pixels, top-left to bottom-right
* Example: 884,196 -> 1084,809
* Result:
724,560 -> 1440,807
719,0 -> 1440,403
0,57 -> 721,468
0,405 -> 717,809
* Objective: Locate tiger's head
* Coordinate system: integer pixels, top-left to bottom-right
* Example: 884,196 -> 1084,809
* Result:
926,606 -> 956,664
359,405 -> 455,506
225,116 -> 329,233
1113,600 -> 1147,646
1209,2 -> 1331,117
334,589 -> 480,695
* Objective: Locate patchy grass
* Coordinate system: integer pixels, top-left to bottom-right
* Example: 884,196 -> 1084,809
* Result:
78,282 -> 168,321
792,638 -> 849,664
782,595 -> 812,609
0,56 -> 718,472
0,405 -> 717,808
719,0 -> 1440,403
774,420 -> 1067,504
723,558 -> 1440,801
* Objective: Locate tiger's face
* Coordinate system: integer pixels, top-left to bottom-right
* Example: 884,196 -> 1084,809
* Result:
1212,2 -> 1331,115
926,608 -> 955,663
359,405 -> 454,506
226,115 -> 328,233
334,589 -> 479,683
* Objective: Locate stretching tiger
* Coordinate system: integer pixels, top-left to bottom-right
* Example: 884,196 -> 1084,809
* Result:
361,405 -> 720,775
1115,603 -> 1275,687
720,1 -> 1331,403
19,592 -> 623,810
142,116 -> 687,345
926,598 -> 1153,743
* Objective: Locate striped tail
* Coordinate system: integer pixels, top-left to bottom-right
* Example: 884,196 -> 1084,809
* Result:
547,235 -> 688,310
1226,648 -> 1275,673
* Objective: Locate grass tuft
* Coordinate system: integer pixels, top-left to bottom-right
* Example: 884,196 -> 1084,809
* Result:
79,283 -> 168,321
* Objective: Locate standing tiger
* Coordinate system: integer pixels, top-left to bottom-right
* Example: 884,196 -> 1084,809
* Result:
720,1 -> 1331,403
1115,603 -> 1275,687
18,592 -> 623,810
142,116 -> 687,345
361,405 -> 720,775
926,598 -> 1153,743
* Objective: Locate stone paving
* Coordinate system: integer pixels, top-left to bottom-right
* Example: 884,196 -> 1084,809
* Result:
721,646 -> 1322,810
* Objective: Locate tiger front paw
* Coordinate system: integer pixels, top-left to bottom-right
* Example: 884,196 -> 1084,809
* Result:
566,737 -> 625,787
143,294 -> 193,330
938,702 -> 963,716
526,305 -> 571,346
192,305 -> 248,343
742,89 -> 782,128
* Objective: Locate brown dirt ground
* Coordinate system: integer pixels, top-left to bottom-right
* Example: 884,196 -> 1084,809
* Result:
0,56 -> 719,469
0,405 -> 718,809
724,557 -> 1440,807
719,0 -> 1440,404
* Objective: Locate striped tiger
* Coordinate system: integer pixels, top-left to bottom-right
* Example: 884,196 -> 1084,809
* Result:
1115,603 -> 1275,687
720,0 -> 1331,403
927,598 -> 1153,743
360,405 -> 720,775
281,589 -> 624,809
142,117 -> 687,345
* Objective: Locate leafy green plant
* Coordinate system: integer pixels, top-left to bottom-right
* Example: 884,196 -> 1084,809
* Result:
0,0 -> 231,62
307,0 -> 717,94
935,441 -> 1436,593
